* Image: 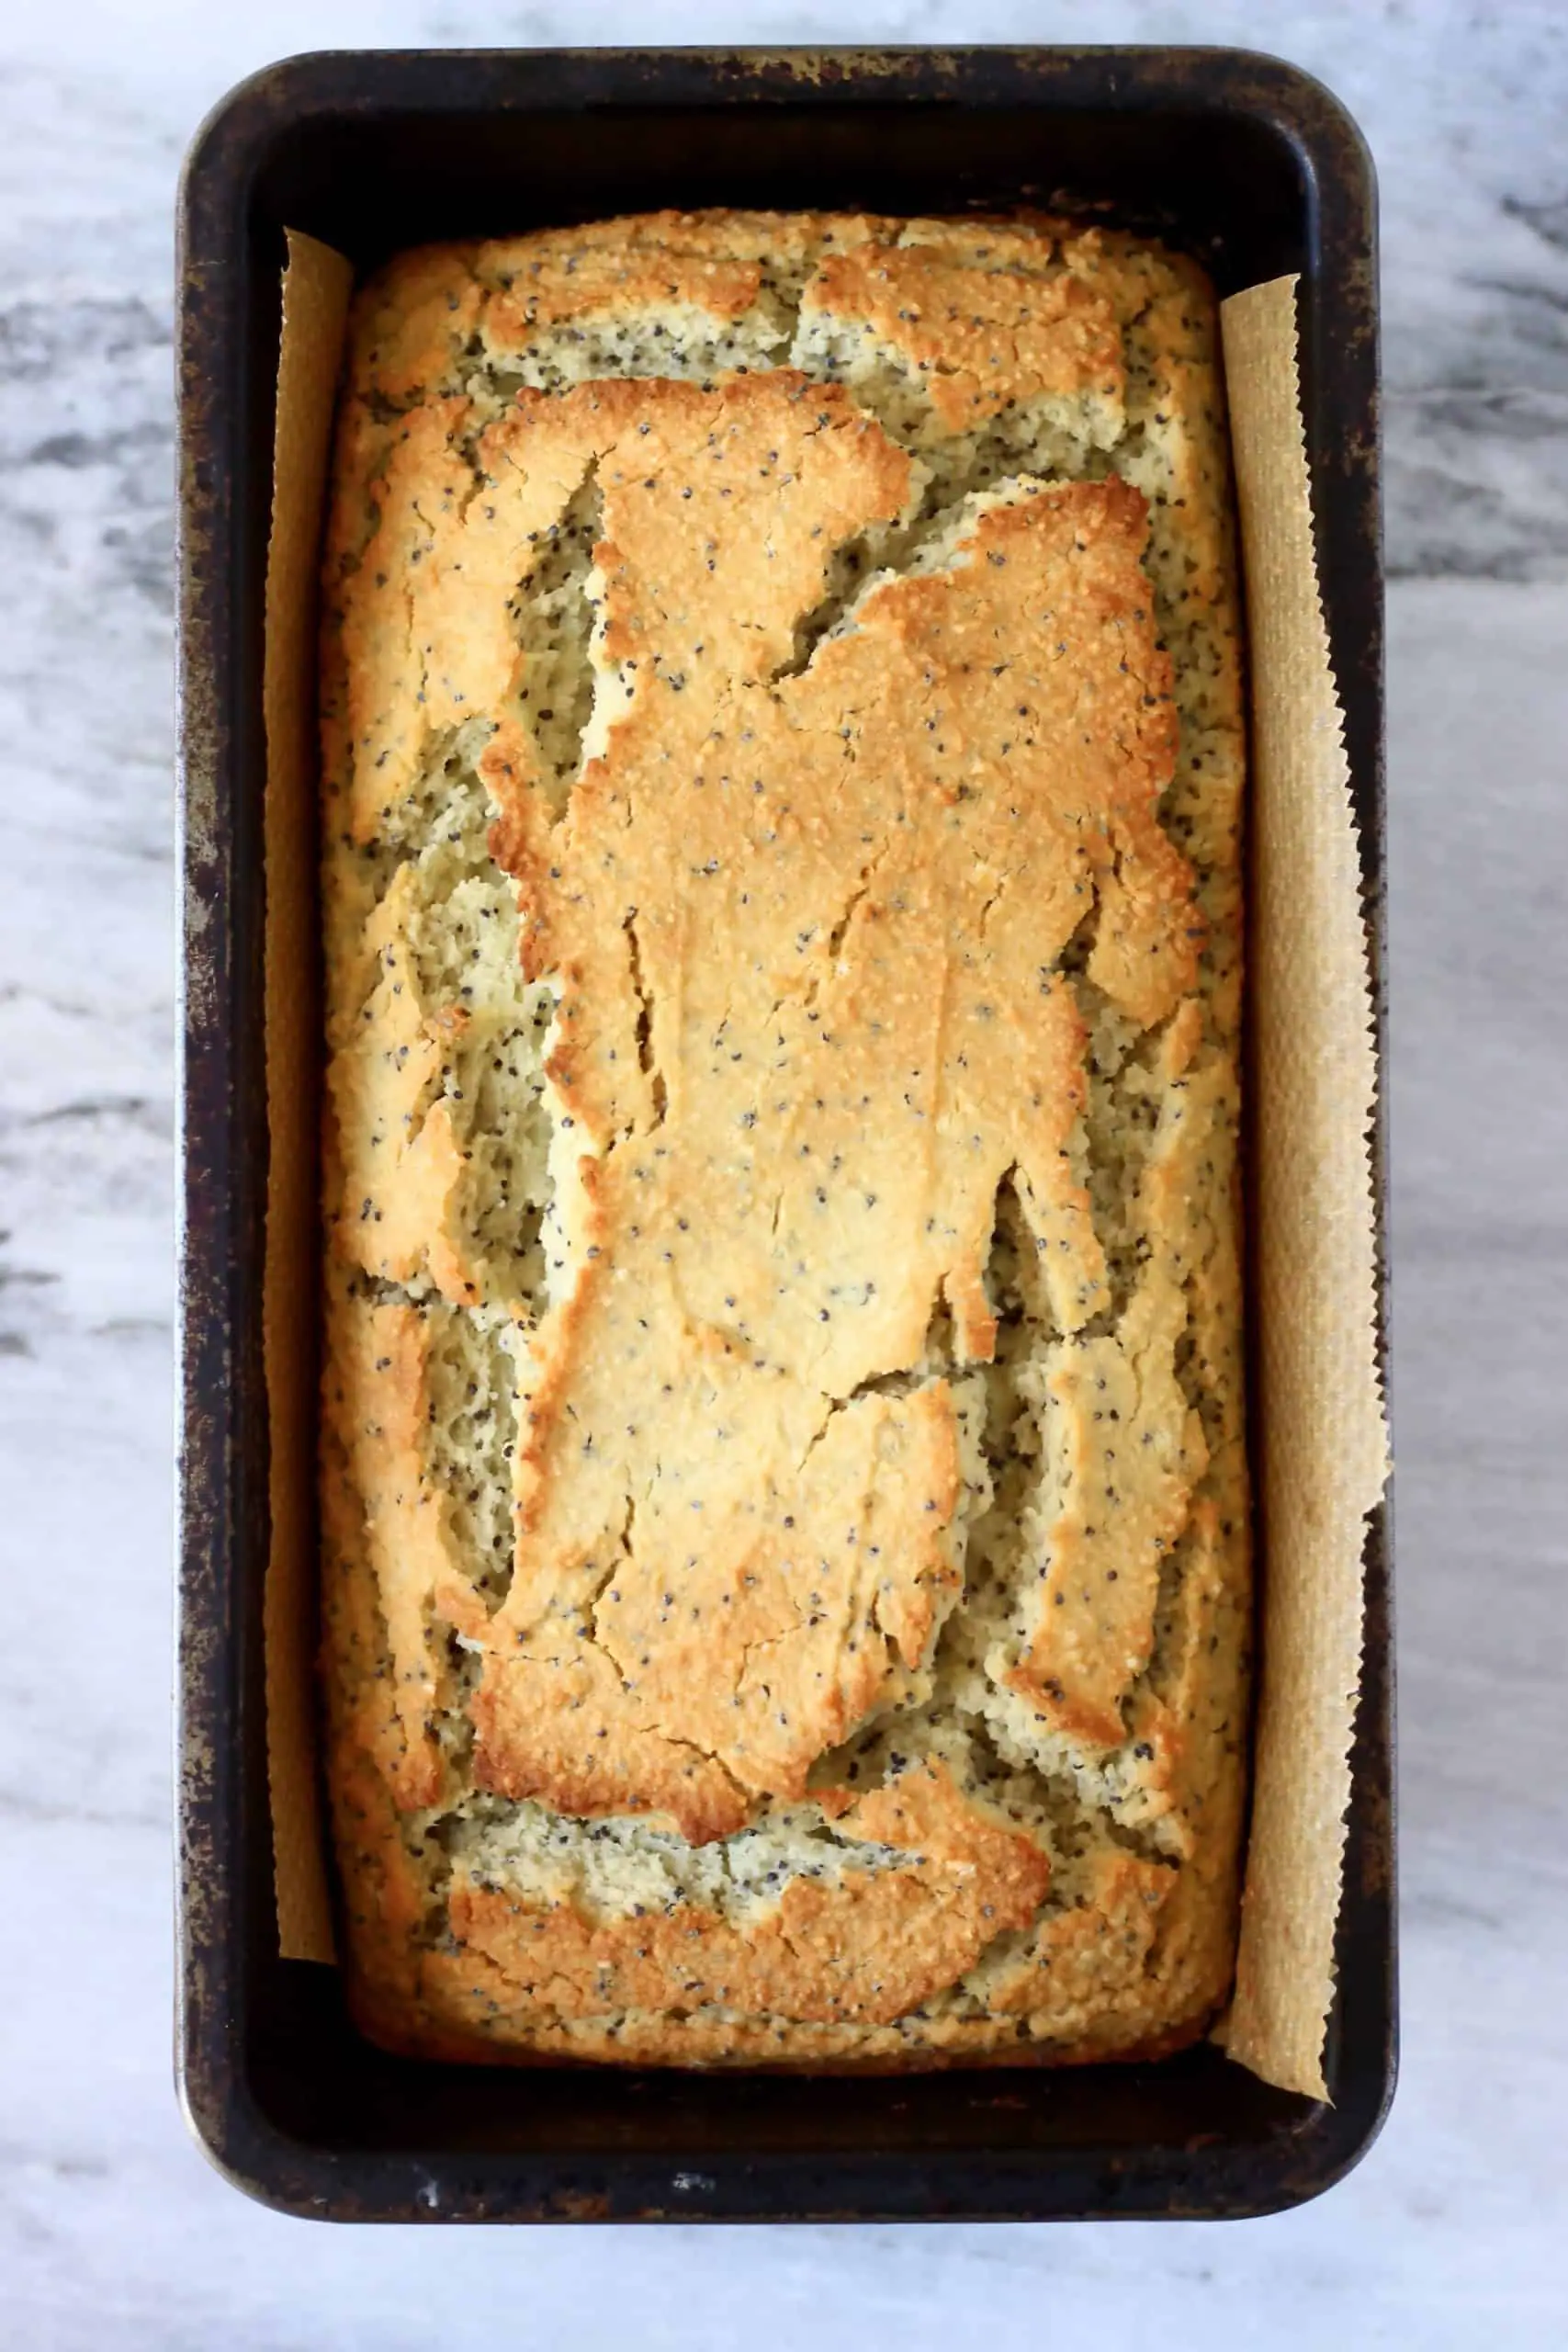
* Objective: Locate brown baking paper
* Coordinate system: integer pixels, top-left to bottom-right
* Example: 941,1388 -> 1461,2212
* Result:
264,230 -> 353,1963
260,246 -> 1388,2086
1215,276 -> 1390,2096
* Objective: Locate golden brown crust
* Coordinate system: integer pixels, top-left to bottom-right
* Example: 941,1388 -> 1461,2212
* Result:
446,1762 -> 1049,2029
486,250 -> 768,346
319,207 -> 1248,2070
468,465 -> 1184,1838
478,209 -> 897,267
322,1294 -> 456,1810
472,1374 -> 962,1837
802,242 -> 1124,429
344,245 -> 483,405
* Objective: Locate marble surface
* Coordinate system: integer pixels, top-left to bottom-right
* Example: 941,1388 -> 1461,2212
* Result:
2,3 -> 1564,2344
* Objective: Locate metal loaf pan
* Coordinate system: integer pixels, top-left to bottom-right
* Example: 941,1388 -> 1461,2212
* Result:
176,44 -> 1393,2223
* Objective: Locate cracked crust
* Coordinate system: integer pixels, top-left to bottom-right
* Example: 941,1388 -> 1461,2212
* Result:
446,1761 -> 1051,2029
801,242 -> 1125,432
320,209 -> 1248,2068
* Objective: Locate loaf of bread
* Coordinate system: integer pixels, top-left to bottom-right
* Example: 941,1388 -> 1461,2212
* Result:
318,209 -> 1248,2068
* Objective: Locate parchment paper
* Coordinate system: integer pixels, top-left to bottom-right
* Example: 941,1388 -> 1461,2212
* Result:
261,246 -> 1389,2089
263,230 -> 352,1965
1216,277 -> 1390,2096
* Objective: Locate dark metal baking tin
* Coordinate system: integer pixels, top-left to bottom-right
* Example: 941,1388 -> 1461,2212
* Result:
177,45 -> 1393,2224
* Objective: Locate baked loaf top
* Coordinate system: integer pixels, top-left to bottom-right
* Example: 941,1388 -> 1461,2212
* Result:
319,208 -> 1249,2068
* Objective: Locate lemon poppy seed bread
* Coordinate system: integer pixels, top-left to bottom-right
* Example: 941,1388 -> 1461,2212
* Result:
318,208 -> 1249,2068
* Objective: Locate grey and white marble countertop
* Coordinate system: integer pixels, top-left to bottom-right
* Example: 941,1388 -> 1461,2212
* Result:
2,4 -> 1564,2345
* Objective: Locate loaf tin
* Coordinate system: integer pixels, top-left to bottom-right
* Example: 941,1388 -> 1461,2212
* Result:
176,45 -> 1393,2222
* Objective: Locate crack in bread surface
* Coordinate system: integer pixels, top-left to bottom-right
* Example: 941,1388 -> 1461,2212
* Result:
320,208 -> 1248,2068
